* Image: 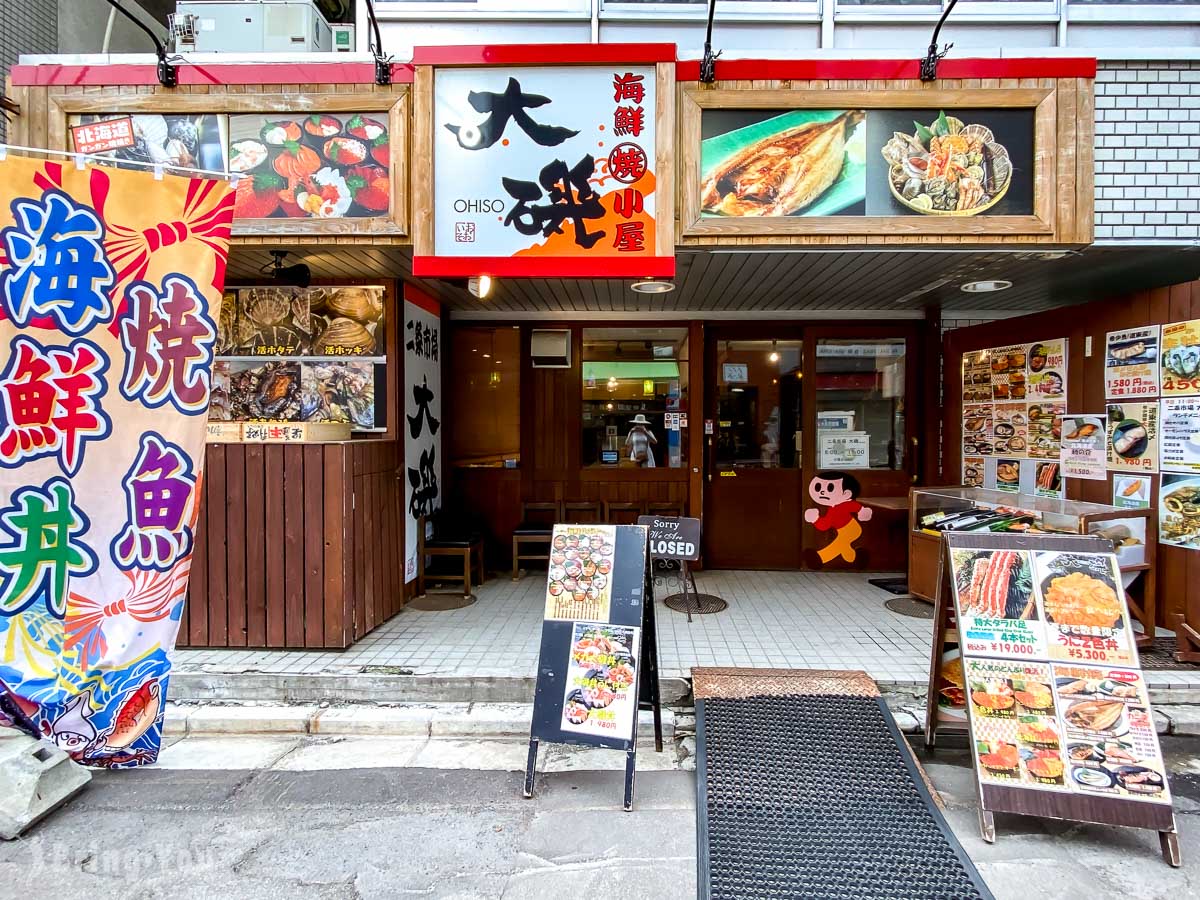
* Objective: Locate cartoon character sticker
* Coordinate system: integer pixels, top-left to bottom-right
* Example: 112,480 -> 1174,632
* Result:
804,471 -> 873,566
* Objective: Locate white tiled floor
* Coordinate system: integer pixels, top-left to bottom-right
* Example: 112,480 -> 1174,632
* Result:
174,570 -> 935,684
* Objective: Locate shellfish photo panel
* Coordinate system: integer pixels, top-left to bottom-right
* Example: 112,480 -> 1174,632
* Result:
698,107 -> 1034,218
865,109 -> 1034,217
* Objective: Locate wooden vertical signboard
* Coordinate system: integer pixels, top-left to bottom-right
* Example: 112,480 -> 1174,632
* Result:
928,532 -> 1180,864
523,523 -> 663,810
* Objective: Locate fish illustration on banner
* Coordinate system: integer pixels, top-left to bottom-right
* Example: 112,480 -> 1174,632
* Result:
0,154 -> 233,767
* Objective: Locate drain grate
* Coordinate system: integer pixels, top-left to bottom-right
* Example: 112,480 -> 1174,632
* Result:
663,593 -> 728,615
697,689 -> 993,900
885,596 -> 936,620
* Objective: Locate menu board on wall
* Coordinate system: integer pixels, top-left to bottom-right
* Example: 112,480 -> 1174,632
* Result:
1161,319 -> 1200,397
1113,474 -> 1152,509
961,340 -> 1068,480
942,532 -> 1173,832
1105,402 -> 1159,474
420,64 -> 671,278
1105,327 -> 1161,400
1060,414 -> 1107,481
208,286 -> 386,433
1160,473 -> 1200,551
1160,396 -> 1200,475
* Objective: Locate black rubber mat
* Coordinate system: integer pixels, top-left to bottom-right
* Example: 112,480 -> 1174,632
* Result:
697,693 -> 994,900
663,592 -> 728,615
868,576 -> 910,595
885,596 -> 936,620
1138,635 -> 1200,670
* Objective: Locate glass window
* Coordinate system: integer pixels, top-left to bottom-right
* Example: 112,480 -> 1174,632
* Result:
715,340 -> 804,469
815,338 -> 906,471
447,326 -> 520,466
582,328 -> 688,469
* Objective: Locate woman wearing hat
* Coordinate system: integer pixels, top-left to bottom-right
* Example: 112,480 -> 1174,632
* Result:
624,414 -> 658,468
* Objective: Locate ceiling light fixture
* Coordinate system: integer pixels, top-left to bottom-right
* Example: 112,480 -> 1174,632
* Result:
768,340 -> 780,363
469,275 -> 493,299
961,279 -> 1013,293
264,250 -> 311,288
631,279 -> 675,295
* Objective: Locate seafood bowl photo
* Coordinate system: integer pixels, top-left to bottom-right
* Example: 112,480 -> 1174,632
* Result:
1038,555 -> 1124,634
700,109 -> 867,217
228,112 -> 391,220
880,110 -> 1014,216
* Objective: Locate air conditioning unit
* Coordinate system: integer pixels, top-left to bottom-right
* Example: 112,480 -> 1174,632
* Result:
331,24 -> 354,52
531,330 -> 571,369
171,1 -> 332,53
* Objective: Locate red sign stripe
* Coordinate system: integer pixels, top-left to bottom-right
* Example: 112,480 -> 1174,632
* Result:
412,256 -> 676,279
412,43 -> 678,66
675,57 -> 1096,81
9,62 -> 416,87
403,284 -> 442,317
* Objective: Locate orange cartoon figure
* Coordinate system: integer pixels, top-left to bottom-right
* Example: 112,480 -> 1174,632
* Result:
804,472 -> 873,565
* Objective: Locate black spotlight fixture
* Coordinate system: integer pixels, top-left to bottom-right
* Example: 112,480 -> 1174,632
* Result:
265,251 -> 312,288
102,0 -> 178,87
920,0 -> 959,82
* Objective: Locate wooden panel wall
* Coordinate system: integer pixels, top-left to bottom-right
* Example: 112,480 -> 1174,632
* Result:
676,76 -> 1094,247
182,440 -> 404,649
943,280 -> 1200,630
445,322 -> 697,568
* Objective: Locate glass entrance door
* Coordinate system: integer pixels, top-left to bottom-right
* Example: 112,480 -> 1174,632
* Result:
704,337 -> 805,569
801,331 -> 917,571
704,326 -> 919,571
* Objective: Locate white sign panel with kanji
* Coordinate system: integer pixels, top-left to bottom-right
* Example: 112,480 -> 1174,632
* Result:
420,65 -> 669,277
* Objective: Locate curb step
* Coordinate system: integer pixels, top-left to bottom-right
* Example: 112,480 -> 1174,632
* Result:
164,701 -> 677,743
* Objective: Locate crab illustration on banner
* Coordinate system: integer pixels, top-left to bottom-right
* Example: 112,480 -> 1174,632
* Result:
415,54 -> 674,279
0,153 -> 233,767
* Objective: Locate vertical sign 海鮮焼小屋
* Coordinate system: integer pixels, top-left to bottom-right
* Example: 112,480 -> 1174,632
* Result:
403,286 -> 442,583
0,155 -> 234,767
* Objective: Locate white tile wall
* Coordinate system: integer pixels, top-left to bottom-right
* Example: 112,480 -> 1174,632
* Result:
0,0 -> 57,142
1095,62 -> 1200,241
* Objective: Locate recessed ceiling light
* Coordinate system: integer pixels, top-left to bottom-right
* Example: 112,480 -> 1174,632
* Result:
961,280 -> 1013,293
631,279 -> 675,294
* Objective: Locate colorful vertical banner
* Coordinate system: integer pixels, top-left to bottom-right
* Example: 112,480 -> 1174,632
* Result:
0,154 -> 233,766
403,285 -> 442,584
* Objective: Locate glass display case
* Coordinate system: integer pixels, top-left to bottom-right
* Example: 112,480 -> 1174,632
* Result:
908,487 -> 1156,611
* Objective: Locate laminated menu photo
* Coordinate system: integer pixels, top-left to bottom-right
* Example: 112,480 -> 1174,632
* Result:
950,548 -> 1047,658
1033,550 -> 1137,667
1053,665 -> 1170,804
966,658 -> 1066,791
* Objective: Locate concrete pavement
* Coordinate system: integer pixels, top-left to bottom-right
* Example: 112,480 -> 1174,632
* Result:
0,730 -> 1197,899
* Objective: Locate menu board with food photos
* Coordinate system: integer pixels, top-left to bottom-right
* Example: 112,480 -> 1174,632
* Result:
208,286 -> 386,433
1106,402 -> 1159,474
961,340 -> 1069,483
1106,326 -> 1161,400
931,531 -> 1176,858
526,524 -> 662,809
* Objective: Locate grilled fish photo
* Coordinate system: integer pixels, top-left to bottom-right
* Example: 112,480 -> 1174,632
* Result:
701,110 -> 865,217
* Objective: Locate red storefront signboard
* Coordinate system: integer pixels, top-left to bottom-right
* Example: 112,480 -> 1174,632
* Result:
413,45 -> 675,278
